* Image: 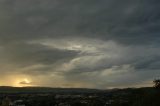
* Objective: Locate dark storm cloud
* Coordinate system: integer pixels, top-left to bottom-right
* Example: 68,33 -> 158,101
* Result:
133,56 -> 160,70
0,0 -> 160,44
1,43 -> 80,67
0,0 -> 160,88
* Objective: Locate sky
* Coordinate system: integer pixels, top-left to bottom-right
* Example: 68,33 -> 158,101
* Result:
0,0 -> 160,88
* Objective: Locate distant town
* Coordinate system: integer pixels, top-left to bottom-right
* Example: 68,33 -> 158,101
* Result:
0,80 -> 160,106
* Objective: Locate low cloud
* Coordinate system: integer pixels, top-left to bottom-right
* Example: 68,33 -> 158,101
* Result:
19,81 -> 31,85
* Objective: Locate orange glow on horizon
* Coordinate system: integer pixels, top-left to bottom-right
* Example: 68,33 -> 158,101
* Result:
9,75 -> 33,87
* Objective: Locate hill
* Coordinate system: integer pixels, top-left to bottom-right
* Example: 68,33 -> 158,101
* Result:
0,86 -> 103,94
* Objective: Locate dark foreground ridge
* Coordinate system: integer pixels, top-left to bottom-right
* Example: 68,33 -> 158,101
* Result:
0,86 -> 159,106
0,86 -> 102,93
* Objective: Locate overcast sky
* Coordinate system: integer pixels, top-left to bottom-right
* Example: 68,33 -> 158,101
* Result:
0,0 -> 160,88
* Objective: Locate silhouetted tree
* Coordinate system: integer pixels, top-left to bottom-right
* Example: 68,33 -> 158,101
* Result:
153,79 -> 160,88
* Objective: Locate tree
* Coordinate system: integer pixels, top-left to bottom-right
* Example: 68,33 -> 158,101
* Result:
153,79 -> 160,88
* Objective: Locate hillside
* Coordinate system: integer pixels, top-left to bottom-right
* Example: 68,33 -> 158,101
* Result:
0,87 -> 159,106
0,86 -> 103,94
